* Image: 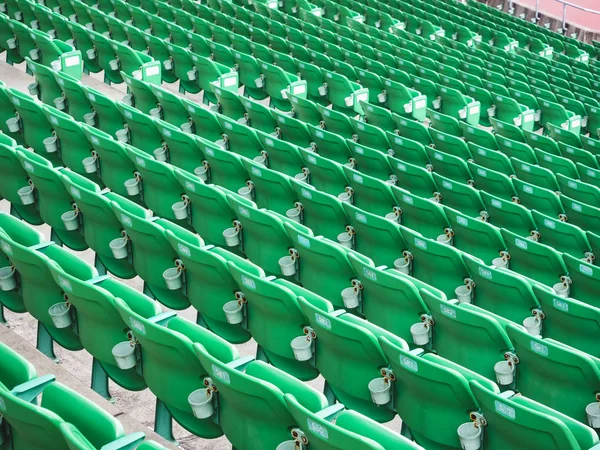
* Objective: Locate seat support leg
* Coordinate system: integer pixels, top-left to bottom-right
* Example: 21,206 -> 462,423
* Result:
36,322 -> 58,362
154,399 -> 178,444
323,381 -> 336,406
91,358 -> 113,401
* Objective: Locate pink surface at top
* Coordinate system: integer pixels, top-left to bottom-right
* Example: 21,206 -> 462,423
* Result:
512,0 -> 600,32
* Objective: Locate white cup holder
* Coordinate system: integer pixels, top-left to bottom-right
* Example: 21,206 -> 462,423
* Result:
7,38 -> 17,50
61,210 -> 79,231
82,156 -> 98,173
238,186 -> 253,200
223,300 -> 243,324
194,165 -> 208,181
44,136 -> 59,153
27,82 -> 39,96
436,233 -> 453,245
0,266 -> 17,291
50,59 -> 61,71
457,422 -> 482,450
110,237 -> 129,259
172,201 -> 188,220
215,138 -> 227,149
410,322 -> 430,345
223,227 -> 240,247
181,122 -> 193,134
341,286 -> 359,309
116,128 -> 129,143
48,302 -> 72,328
255,77 -> 264,88
494,360 -> 515,385
586,402 -> 600,428
149,107 -> 161,119
318,85 -> 327,96
109,59 -> 120,71
253,154 -> 266,166
279,256 -> 296,276
552,282 -> 569,298
337,232 -> 353,248
459,108 -> 467,119
163,267 -> 183,290
132,70 -> 142,80
163,59 -> 173,71
6,117 -> 20,133
294,172 -> 308,182
393,258 -> 410,275
368,377 -> 391,405
187,69 -> 197,81
455,285 -> 472,304
86,48 -> 96,60
153,146 -> 168,162
121,94 -> 133,106
344,96 -> 353,107
276,441 -> 297,450
285,208 -> 301,223
385,212 -> 399,223
112,341 -> 137,370
18,185 -> 35,205
492,257 -> 508,269
29,48 -> 39,61
84,112 -> 97,126
522,316 -> 541,336
291,335 -> 313,361
188,388 -> 214,419
124,177 -> 140,196
337,192 -> 351,203
377,92 -> 387,103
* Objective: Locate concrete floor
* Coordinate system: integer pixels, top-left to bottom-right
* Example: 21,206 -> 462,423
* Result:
0,60 -> 401,449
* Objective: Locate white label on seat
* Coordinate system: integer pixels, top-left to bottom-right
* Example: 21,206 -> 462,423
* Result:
64,55 -> 80,67
238,207 -> 250,218
353,174 -> 363,184
135,157 -> 146,167
58,275 -> 72,292
395,137 -> 404,145
400,356 -> 418,372
494,401 -> 516,420
251,167 -> 262,177
315,313 -> 331,330
530,341 -> 548,357
353,146 -> 364,155
477,168 -> 487,177
120,214 -> 132,227
571,202 -> 582,212
553,298 -> 569,312
523,113 -> 533,123
356,122 -> 364,131
440,304 -> 457,319
278,116 -> 286,124
177,244 -> 191,257
587,169 -> 596,177
51,116 -> 59,126
469,105 -> 480,115
434,152 -> 444,161
571,119 -> 580,129
414,99 -> 426,109
124,110 -> 133,119
212,364 -> 230,385
130,317 -> 146,335
188,106 -> 196,113
292,84 -> 306,95
363,267 -> 376,281
543,219 -> 555,229
403,194 -> 413,205
442,180 -> 453,190
457,216 -> 468,227
70,186 -> 81,198
515,238 -> 527,249
185,181 -> 195,192
265,138 -> 274,147
307,418 -> 329,440
298,235 -> 311,248
301,188 -> 312,200
523,185 -> 533,194
315,130 -> 324,138
478,267 -> 492,280
162,128 -> 171,138
356,212 -> 367,224
568,180 -> 577,189
1,241 -> 13,256
307,155 -> 317,164
11,97 -> 20,106
224,121 -> 233,130
241,275 -> 256,290
414,238 -> 427,249
205,147 -> 214,156
396,163 -> 406,172
579,264 -> 593,276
